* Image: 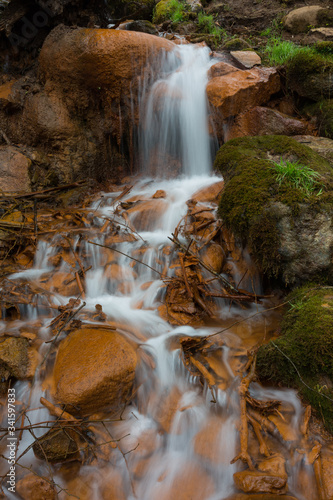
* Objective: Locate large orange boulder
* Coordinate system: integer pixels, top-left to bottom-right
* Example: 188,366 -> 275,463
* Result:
53,326 -> 137,415
39,25 -> 175,98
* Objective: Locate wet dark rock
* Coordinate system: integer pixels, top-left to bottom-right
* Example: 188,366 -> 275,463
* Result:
0,336 -> 29,379
33,425 -> 81,463
123,20 -> 159,36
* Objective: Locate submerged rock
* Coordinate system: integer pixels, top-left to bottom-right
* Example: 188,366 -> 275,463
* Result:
53,326 -> 137,415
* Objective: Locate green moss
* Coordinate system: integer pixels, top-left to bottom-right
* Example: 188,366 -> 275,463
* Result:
214,135 -> 333,278
222,37 -> 251,51
303,100 -> 333,140
256,285 -> 333,433
286,50 -> 333,100
314,41 -> 333,57
153,0 -> 187,24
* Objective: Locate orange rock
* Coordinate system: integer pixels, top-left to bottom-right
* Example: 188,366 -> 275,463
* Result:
225,495 -> 298,500
152,189 -> 167,199
321,446 -> 333,499
233,469 -> 288,494
16,474 -> 56,500
200,242 -> 225,274
258,454 -> 287,480
39,26 -> 175,98
54,326 -> 137,415
225,106 -> 310,141
192,180 -> 224,203
40,271 -> 80,296
206,67 -> 281,141
208,61 -> 238,79
126,199 -> 167,231
0,80 -> 16,101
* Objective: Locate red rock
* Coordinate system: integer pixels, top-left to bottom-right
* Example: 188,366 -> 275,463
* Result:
53,326 -> 137,415
225,106 -> 310,141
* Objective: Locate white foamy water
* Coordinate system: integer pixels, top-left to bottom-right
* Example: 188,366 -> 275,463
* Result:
142,44 -> 215,177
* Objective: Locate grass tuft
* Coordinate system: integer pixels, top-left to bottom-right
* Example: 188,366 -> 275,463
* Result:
271,159 -> 323,195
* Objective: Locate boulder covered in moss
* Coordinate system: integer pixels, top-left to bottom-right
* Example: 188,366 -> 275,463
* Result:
286,50 -> 333,101
214,135 -> 333,285
256,285 -> 333,433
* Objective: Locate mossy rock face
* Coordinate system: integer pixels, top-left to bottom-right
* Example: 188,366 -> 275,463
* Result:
222,37 -> 251,51
153,0 -> 181,24
256,285 -> 333,433
214,135 -> 333,284
303,100 -> 333,141
286,51 -> 333,101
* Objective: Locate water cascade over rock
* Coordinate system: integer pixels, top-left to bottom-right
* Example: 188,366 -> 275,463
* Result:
0,34 -> 332,500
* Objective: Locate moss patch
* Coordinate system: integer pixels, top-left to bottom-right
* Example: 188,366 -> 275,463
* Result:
214,135 -> 333,279
286,50 -> 333,101
256,285 -> 333,433
303,100 -> 333,141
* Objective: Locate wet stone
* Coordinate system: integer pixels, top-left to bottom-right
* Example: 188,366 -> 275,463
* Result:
233,468 -> 288,494
54,326 -> 137,415
16,473 -> 57,500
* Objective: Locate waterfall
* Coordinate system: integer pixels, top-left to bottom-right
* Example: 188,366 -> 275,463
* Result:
141,44 -> 214,177
0,38 -> 320,500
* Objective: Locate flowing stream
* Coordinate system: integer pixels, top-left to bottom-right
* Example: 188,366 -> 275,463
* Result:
0,44 -> 321,499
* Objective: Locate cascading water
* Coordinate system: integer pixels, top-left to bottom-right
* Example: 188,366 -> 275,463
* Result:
0,43 -> 323,500
141,44 -> 215,177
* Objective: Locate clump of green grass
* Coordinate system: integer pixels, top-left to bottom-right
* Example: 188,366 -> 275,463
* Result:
169,0 -> 185,22
197,12 -> 224,40
264,37 -> 313,65
271,158 -> 323,194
